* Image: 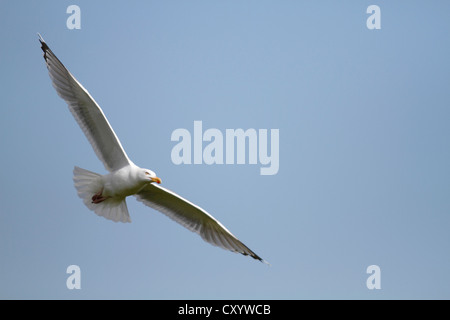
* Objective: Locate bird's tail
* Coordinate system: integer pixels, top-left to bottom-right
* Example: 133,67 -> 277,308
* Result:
73,166 -> 131,223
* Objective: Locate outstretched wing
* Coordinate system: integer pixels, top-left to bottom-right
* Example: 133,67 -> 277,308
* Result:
39,34 -> 131,172
135,183 -> 267,263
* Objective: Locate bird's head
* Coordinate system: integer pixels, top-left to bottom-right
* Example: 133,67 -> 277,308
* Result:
141,168 -> 162,184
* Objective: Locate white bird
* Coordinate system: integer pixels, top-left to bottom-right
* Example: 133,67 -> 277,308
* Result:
38,34 -> 267,263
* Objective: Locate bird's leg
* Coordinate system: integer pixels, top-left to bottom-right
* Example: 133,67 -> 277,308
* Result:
91,188 -> 110,204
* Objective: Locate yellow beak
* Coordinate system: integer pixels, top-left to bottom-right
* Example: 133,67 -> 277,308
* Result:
151,177 -> 162,184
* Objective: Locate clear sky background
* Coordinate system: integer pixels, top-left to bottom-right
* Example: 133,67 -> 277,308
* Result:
1,1 -> 450,299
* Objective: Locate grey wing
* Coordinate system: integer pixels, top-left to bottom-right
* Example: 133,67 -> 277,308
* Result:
39,34 -> 131,172
135,184 -> 267,263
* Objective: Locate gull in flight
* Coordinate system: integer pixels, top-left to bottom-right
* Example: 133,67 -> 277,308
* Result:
38,34 -> 267,263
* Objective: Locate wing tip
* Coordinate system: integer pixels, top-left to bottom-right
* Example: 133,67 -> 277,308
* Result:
37,33 -> 50,60
259,258 -> 271,266
241,249 -> 270,265
251,253 -> 270,266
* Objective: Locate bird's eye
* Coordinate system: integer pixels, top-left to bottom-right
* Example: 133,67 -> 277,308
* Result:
145,172 -> 149,175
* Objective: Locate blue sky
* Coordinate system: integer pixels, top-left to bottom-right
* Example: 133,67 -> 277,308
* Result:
1,1 -> 450,299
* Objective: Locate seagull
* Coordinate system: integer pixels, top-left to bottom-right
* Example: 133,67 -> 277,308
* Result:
38,34 -> 267,264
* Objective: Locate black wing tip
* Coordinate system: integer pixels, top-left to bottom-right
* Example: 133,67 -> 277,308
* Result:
37,33 -> 50,59
37,33 -> 45,47
254,255 -> 271,266
241,251 -> 270,265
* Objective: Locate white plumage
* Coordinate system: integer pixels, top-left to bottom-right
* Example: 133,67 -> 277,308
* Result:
38,34 -> 267,263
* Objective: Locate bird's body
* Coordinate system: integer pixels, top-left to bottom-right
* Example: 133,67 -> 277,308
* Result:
101,164 -> 149,199
38,34 -> 267,263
